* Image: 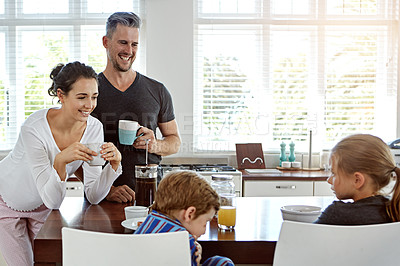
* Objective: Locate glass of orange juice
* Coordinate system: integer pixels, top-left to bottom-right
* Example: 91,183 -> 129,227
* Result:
217,194 -> 236,230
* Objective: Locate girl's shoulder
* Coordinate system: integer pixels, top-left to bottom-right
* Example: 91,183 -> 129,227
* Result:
322,196 -> 390,224
330,195 -> 388,208
355,195 -> 389,205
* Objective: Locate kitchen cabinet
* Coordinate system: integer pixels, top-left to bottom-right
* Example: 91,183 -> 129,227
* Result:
244,180 -> 314,196
244,180 -> 334,197
66,181 -> 84,197
241,169 -> 334,197
313,181 -> 334,196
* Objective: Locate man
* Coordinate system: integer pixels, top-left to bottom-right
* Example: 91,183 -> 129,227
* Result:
92,12 -> 181,203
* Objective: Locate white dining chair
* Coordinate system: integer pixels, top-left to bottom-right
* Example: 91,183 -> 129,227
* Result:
273,220 -> 400,266
0,250 -> 6,266
62,227 -> 191,266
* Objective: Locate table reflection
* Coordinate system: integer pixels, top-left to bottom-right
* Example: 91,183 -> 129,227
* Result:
218,227 -> 236,240
58,197 -> 85,224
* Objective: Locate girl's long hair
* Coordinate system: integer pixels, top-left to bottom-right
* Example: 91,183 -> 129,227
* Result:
331,134 -> 399,221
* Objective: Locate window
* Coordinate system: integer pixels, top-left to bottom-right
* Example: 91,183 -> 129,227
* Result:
0,0 -> 145,150
87,0 -> 136,13
22,0 -> 68,14
194,0 -> 399,152
0,31 -> 5,144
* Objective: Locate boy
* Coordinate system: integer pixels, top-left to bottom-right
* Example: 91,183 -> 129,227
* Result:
135,171 -> 234,266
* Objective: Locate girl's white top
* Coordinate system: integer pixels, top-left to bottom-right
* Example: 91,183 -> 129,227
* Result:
0,108 -> 121,211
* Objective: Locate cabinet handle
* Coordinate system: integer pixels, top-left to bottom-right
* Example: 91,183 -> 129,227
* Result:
275,185 -> 296,190
66,186 -> 82,190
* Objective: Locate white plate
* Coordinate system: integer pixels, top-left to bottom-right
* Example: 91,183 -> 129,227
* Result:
121,217 -> 147,230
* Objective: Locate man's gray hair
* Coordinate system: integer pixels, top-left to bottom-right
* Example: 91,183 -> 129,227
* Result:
106,12 -> 142,38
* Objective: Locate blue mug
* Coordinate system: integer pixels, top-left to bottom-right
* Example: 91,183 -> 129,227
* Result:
119,120 -> 141,145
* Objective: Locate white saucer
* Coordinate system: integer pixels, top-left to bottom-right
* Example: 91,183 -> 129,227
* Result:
121,217 -> 147,230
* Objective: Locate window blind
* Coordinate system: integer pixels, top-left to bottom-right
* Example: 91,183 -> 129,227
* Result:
0,0 -> 145,150
194,0 -> 399,152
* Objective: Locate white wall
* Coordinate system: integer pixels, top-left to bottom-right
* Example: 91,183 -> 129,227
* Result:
146,0 -> 195,157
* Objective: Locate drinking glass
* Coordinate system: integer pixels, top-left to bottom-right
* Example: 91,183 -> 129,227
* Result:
217,193 -> 236,230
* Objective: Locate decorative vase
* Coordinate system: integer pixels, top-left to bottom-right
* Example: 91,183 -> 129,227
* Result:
288,141 -> 296,162
280,142 -> 287,167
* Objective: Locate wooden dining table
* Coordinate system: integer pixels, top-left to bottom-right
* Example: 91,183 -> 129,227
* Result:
34,196 -> 335,265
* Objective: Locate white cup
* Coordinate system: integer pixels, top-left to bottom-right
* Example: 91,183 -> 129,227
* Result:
282,161 -> 291,168
85,143 -> 106,166
118,120 -> 140,145
124,206 -> 148,220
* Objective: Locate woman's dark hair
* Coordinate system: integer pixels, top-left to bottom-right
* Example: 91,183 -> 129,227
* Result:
48,61 -> 98,102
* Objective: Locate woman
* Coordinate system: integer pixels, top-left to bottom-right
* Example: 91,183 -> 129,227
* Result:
0,61 -> 122,265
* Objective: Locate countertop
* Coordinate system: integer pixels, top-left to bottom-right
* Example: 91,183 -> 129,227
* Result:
241,169 -> 330,181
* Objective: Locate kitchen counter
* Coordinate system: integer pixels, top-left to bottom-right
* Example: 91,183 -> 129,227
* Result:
241,169 -> 330,181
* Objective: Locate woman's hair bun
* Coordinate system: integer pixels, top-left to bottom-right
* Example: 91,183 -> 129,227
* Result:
49,63 -> 65,81
47,61 -> 98,101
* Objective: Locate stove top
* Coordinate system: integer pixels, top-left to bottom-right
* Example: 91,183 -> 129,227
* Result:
161,164 -> 237,172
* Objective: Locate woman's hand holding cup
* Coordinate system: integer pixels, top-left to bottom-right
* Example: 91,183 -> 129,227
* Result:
54,142 -> 99,180
100,142 -> 121,171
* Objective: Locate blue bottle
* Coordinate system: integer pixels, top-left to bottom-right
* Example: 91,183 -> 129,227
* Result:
288,141 -> 296,162
280,142 -> 287,167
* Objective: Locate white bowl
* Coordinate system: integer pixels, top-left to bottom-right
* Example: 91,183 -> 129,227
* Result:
280,205 -> 321,223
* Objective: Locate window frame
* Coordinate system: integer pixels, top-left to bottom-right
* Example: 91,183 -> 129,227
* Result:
194,0 -> 399,153
0,0 -> 145,150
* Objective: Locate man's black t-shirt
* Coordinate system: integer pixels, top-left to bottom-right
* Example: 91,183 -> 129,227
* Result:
92,72 -> 175,190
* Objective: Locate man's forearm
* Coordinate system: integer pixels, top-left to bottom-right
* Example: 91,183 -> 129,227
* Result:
153,135 -> 181,156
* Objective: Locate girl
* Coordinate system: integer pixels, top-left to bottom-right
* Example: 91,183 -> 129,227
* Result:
315,134 -> 400,225
0,61 -> 122,265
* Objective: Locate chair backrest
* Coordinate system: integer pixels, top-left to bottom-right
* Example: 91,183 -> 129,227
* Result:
273,221 -> 400,266
0,249 -> 7,266
62,227 -> 191,266
235,143 -> 266,169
